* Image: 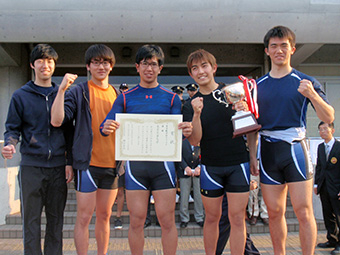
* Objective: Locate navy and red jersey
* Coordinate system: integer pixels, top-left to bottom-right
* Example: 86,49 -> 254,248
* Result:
100,84 -> 182,133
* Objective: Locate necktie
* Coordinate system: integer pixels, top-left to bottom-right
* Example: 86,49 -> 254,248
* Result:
325,144 -> 330,160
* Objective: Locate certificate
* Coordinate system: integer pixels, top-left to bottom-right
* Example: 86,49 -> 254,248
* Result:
115,113 -> 183,161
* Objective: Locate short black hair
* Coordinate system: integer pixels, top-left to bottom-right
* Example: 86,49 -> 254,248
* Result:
30,44 -> 58,66
318,121 -> 334,129
135,45 -> 164,66
263,25 -> 296,49
85,44 -> 115,66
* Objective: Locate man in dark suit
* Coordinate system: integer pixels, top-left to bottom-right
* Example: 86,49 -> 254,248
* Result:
314,121 -> 340,254
177,139 -> 204,228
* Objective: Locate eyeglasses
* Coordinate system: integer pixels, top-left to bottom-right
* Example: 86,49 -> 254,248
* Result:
90,60 -> 111,67
139,61 -> 159,69
319,127 -> 330,132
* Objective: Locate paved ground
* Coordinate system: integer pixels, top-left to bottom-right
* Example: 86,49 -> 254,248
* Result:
0,230 -> 335,254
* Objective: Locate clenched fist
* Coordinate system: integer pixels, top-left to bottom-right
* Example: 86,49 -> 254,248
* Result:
191,97 -> 204,114
59,73 -> 78,92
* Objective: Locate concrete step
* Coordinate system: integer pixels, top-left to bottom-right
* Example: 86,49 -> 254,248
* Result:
65,198 -> 293,213
2,182 -> 300,239
6,204 -> 298,226
65,199 -> 194,212
6,210 -> 201,225
66,192 -> 294,205
0,218 -> 326,239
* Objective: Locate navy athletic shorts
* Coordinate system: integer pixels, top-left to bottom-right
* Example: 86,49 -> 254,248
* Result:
125,161 -> 176,191
259,136 -> 313,185
200,162 -> 250,197
74,166 -> 118,192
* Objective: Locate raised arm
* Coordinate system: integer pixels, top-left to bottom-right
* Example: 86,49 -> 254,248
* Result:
186,97 -> 203,146
298,79 -> 334,124
51,73 -> 78,127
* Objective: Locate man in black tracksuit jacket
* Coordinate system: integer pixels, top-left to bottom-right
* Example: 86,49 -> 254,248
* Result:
1,44 -> 73,255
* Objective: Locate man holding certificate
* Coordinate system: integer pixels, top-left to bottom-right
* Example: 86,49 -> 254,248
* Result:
100,44 -> 193,255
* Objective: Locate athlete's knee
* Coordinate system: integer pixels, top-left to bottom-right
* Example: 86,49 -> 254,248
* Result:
204,204 -> 222,220
295,205 -> 315,224
159,219 -> 175,231
267,206 -> 285,221
205,211 -> 221,225
129,218 -> 145,231
228,212 -> 245,227
76,211 -> 93,227
129,211 -> 146,228
158,214 -> 175,230
96,209 -> 112,222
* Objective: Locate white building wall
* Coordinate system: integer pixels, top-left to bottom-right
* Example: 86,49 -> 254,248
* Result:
0,0 -> 339,43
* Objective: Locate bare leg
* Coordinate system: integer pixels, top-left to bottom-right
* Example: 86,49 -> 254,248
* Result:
201,195 -> 223,255
116,187 -> 125,218
74,191 -> 96,255
95,188 -> 118,255
153,188 -> 178,255
261,183 -> 288,255
227,192 -> 249,255
126,190 -> 149,255
288,179 -> 317,255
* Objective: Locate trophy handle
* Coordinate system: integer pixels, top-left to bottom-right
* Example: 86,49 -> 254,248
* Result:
247,80 -> 254,91
212,89 -> 229,107
238,75 -> 259,119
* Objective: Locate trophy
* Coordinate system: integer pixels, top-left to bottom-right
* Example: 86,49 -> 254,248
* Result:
212,75 -> 261,138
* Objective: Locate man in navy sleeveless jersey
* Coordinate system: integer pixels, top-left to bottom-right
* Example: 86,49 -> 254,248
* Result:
257,26 -> 334,255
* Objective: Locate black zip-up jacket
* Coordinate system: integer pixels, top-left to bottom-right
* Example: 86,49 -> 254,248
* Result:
4,81 -> 67,167
63,82 -> 118,171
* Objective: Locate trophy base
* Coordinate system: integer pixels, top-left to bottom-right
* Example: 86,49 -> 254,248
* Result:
232,111 -> 262,138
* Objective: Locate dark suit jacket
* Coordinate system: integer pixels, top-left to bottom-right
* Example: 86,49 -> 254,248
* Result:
315,139 -> 340,198
177,139 -> 200,179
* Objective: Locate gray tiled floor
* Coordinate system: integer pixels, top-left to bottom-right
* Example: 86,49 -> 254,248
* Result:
0,231 -> 335,254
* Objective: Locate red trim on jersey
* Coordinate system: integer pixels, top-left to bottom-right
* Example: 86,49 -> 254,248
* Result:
160,86 -> 176,107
